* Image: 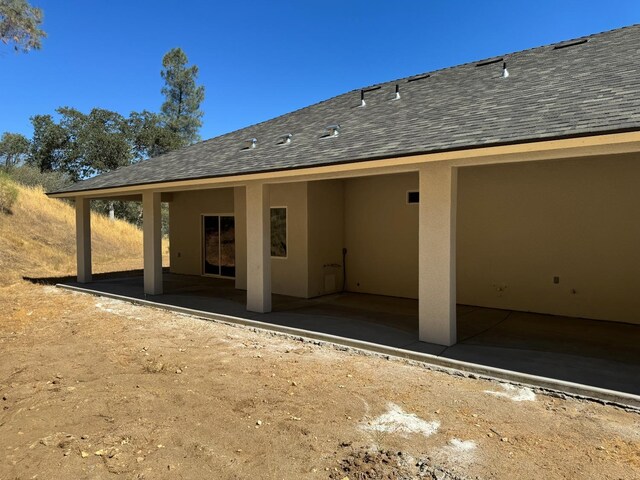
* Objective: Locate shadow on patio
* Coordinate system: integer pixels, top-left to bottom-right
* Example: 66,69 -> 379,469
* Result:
28,271 -> 640,396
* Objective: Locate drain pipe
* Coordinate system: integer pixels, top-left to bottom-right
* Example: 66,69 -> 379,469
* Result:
342,248 -> 347,293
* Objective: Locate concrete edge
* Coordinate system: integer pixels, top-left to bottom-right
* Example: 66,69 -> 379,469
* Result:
56,283 -> 640,411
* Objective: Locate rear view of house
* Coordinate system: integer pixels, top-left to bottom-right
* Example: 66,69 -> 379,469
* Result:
50,24 -> 640,348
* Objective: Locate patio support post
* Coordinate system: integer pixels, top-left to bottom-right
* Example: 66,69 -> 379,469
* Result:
245,182 -> 272,313
143,191 -> 163,295
418,163 -> 457,346
75,197 -> 92,283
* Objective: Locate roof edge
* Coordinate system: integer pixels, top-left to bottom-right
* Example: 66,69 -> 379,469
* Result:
47,127 -> 640,198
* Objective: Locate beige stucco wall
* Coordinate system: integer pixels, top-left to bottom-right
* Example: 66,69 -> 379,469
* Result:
169,183 -> 310,298
344,172 -> 419,298
307,180 -> 345,297
269,182 -> 309,298
169,155 -> 639,324
169,188 -> 235,275
457,154 -> 640,325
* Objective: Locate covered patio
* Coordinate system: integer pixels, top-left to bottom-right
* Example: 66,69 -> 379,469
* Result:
52,271 -> 640,396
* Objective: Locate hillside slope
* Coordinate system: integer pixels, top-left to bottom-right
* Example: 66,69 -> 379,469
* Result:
0,182 -> 148,286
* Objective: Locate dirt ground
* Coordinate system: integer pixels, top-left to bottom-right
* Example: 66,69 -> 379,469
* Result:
0,281 -> 639,480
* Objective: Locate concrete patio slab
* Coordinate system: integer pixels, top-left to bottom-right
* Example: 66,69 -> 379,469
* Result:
44,271 -> 640,400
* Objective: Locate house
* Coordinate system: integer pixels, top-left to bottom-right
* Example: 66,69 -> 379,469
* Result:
50,25 -> 640,348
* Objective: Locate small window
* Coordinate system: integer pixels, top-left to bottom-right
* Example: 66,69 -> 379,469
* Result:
407,191 -> 419,204
270,207 -> 287,258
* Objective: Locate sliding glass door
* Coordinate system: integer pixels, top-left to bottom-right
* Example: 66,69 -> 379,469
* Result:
203,215 -> 235,278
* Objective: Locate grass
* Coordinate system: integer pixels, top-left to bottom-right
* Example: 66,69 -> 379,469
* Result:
0,180 -> 168,286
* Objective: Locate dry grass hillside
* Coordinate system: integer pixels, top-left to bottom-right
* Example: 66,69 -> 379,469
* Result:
0,181 -> 162,286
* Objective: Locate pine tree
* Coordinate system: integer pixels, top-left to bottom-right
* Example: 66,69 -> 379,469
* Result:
0,0 -> 46,53
160,48 -> 205,147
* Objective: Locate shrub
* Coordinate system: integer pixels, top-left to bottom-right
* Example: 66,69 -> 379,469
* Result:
9,165 -> 73,193
0,172 -> 19,214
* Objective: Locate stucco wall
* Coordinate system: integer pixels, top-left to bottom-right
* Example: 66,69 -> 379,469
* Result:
307,180 -> 345,297
270,182 -> 309,298
169,183 -> 310,298
169,188 -> 235,275
169,155 -> 639,324
457,154 -> 640,325
344,172 -> 419,298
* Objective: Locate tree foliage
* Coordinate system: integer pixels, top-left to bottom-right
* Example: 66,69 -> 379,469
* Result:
3,46 -> 204,228
160,48 -> 205,147
57,107 -> 132,181
0,132 -> 29,170
128,110 -> 183,159
29,114 -> 67,173
0,0 -> 45,53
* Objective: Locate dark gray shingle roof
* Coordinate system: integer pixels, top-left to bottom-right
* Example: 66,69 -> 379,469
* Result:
54,24 -> 640,194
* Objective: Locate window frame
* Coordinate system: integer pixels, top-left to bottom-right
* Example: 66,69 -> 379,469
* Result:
270,206 -> 288,259
201,213 -> 236,278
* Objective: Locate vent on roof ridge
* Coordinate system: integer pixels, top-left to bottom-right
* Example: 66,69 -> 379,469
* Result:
278,133 -> 292,145
476,57 -> 503,67
322,124 -> 340,138
392,84 -> 401,100
501,62 -> 509,78
242,138 -> 257,150
553,38 -> 588,50
358,86 -> 381,107
407,74 -> 430,83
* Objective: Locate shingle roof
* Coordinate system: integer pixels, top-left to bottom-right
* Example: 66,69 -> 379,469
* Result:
53,24 -> 640,194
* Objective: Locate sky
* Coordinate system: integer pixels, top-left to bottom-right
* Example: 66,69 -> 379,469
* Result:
1,0 -> 639,141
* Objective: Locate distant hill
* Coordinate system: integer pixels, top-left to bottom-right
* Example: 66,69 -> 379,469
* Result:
0,181 -> 148,286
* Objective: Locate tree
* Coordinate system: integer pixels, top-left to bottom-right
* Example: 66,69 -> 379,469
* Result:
160,48 -> 205,147
0,132 -> 29,170
29,114 -> 67,172
29,108 -> 133,182
59,107 -> 132,180
0,0 -> 45,53
128,110 -> 183,160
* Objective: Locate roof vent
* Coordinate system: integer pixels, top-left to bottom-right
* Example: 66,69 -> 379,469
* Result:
501,62 -> 509,78
323,124 -> 340,138
476,57 -> 503,67
358,86 -> 381,107
553,38 -> 588,50
407,74 -> 430,83
278,133 -> 292,145
392,84 -> 401,100
243,138 -> 257,150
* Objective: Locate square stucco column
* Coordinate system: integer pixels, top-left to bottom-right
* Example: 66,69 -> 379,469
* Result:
75,197 -> 92,283
234,186 -> 248,291
419,163 -> 457,346
143,191 -> 163,295
245,182 -> 271,313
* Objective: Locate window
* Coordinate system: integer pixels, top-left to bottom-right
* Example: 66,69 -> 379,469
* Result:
407,191 -> 419,204
270,207 -> 287,258
202,215 -> 235,277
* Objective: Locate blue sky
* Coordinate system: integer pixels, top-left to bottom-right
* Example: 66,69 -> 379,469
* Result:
1,1 -> 639,141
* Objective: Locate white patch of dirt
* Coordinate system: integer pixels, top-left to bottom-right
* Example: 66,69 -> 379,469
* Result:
484,383 -> 536,402
362,403 -> 440,437
448,438 -> 477,452
435,438 -> 479,467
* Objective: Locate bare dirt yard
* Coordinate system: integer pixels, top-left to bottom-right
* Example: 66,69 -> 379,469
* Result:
1,281 -> 639,480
